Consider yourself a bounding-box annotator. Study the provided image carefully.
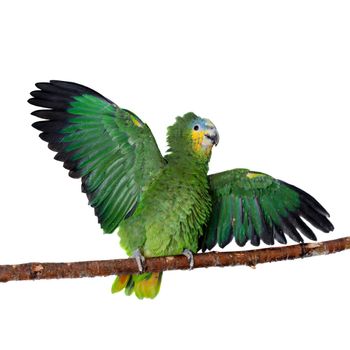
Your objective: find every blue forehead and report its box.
[191,117,206,128]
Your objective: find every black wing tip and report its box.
[35,82,50,89]
[30,80,117,108]
[31,110,42,117]
[30,90,41,98]
[262,239,275,246]
[29,80,118,121]
[218,241,229,249]
[278,179,335,233]
[50,79,72,84]
[299,203,335,233]
[254,198,275,246]
[28,97,40,106]
[272,225,288,244]
[279,180,331,217]
[69,169,82,179]
[218,232,234,249]
[32,121,44,131]
[202,242,215,252]
[235,240,248,248]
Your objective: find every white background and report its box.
[0,1,349,349]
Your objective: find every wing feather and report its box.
[29,80,165,233]
[202,168,334,250]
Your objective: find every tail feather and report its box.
[111,275,130,293]
[112,272,163,299]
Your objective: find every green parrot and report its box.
[29,81,334,299]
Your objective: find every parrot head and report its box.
[167,112,219,159]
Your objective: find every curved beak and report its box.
[205,131,220,146]
[204,119,220,146]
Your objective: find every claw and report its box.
[182,249,195,270]
[132,249,146,273]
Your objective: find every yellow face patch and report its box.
[191,130,205,153]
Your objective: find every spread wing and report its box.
[201,168,334,250]
[29,80,165,233]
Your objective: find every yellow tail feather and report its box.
[111,275,130,293]
[112,272,163,299]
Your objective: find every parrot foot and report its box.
[182,249,195,270]
[132,249,146,273]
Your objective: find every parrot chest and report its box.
[118,165,212,257]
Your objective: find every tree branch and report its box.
[0,237,349,283]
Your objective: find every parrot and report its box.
[29,80,334,299]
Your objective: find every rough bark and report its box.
[0,237,349,283]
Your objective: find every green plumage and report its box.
[118,139,212,257]
[202,169,333,249]
[29,80,335,299]
[30,82,164,234]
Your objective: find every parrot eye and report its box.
[193,125,200,131]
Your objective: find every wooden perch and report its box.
[0,237,349,283]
